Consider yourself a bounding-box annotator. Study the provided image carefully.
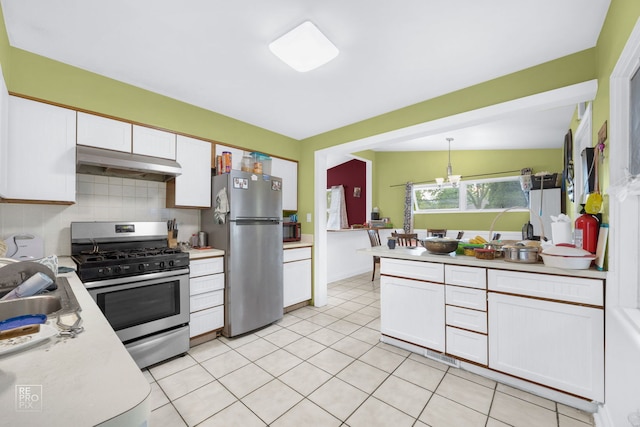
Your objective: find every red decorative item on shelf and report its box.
[575,213,599,253]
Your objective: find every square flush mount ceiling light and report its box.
[269,21,339,72]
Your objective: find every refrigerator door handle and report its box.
[234,217,281,223]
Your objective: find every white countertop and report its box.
[359,246,608,279]
[187,248,225,259]
[284,241,313,249]
[188,244,311,255]
[0,257,150,427]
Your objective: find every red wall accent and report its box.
[327,159,366,226]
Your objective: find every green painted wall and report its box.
[2,2,640,235]
[0,8,299,161]
[374,149,562,231]
[590,0,640,224]
[298,50,597,234]
[297,1,640,235]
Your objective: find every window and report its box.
[413,176,528,213]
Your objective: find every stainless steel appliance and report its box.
[283,222,301,242]
[70,221,190,369]
[201,170,283,337]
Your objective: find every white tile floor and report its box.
[144,273,596,427]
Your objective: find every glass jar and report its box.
[241,154,253,172]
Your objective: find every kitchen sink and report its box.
[0,277,80,321]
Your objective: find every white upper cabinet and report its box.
[77,111,131,152]
[271,157,298,211]
[168,135,211,208]
[3,96,76,202]
[132,125,176,160]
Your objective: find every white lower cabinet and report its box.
[283,247,312,308]
[379,258,606,402]
[488,292,604,401]
[444,265,488,365]
[189,256,224,338]
[190,306,224,337]
[380,269,445,351]
[446,326,487,365]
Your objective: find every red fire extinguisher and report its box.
[575,213,599,253]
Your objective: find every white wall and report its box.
[0,174,200,256]
[326,230,371,282]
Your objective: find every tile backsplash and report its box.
[0,174,201,257]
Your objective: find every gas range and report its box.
[70,221,190,282]
[72,247,189,282]
[70,221,192,369]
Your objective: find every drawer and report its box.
[446,285,486,311]
[488,269,604,306]
[445,265,486,289]
[190,273,224,296]
[190,257,224,278]
[283,247,311,263]
[381,258,444,283]
[446,305,487,333]
[446,326,487,365]
[190,289,224,312]
[190,305,224,337]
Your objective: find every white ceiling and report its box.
[0,1,610,149]
[374,104,577,152]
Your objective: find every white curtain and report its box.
[327,185,348,230]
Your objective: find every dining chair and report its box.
[392,232,419,247]
[366,229,381,283]
[427,228,448,238]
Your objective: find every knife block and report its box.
[168,231,178,248]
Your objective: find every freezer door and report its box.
[225,219,283,337]
[228,170,282,220]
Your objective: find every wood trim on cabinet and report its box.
[0,197,74,205]
[487,290,604,309]
[213,142,299,164]
[8,92,297,164]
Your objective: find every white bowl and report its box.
[542,245,591,257]
[540,253,595,270]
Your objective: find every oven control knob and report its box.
[159,261,165,268]
[101,267,111,276]
[169,260,175,267]
[138,264,145,272]
[114,266,122,274]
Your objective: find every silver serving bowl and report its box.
[420,238,459,254]
[502,244,540,263]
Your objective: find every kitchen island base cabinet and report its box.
[488,292,604,402]
[446,326,487,365]
[380,275,445,352]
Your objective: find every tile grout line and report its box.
[148,273,594,426]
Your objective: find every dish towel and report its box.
[214,187,230,224]
[327,185,348,230]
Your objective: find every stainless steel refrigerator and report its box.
[201,170,283,337]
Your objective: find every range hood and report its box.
[76,145,182,182]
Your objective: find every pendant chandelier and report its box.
[435,138,461,188]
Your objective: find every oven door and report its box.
[86,269,190,343]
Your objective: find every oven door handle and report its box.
[83,268,190,288]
